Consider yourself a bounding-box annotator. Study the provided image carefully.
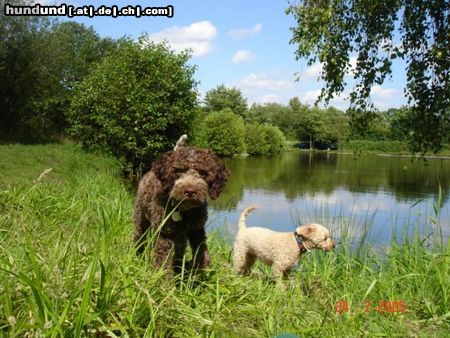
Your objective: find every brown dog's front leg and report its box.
[172,234,188,274]
[153,236,174,269]
[188,229,211,269]
[133,204,150,255]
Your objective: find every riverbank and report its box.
[341,140,450,156]
[288,139,450,158]
[0,144,448,336]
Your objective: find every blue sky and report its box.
[52,0,408,110]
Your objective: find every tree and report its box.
[296,107,327,148]
[325,107,350,143]
[348,108,389,140]
[202,109,245,156]
[43,21,117,135]
[0,2,116,142]
[0,1,55,141]
[248,102,298,138]
[69,40,198,172]
[295,106,349,148]
[287,0,449,153]
[203,85,248,117]
[49,21,117,89]
[387,107,414,141]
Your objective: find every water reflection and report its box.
[209,151,450,243]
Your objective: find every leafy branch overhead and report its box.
[287,0,449,153]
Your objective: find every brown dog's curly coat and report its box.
[133,146,229,273]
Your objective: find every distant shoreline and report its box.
[294,148,450,160]
[376,153,450,160]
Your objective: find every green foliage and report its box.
[247,102,297,139]
[0,1,55,141]
[69,40,198,172]
[202,109,245,156]
[348,108,390,141]
[49,21,117,90]
[245,124,287,155]
[296,106,349,147]
[287,0,450,153]
[245,124,267,155]
[203,85,248,118]
[0,3,115,142]
[342,140,411,153]
[262,124,287,154]
[385,107,413,142]
[248,98,350,147]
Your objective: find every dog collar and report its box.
[294,232,308,253]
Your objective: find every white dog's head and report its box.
[295,223,335,251]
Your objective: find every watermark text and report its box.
[4,3,174,18]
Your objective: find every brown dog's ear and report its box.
[151,151,175,189]
[209,163,230,200]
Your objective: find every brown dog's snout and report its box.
[184,188,197,198]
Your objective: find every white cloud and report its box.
[370,85,404,109]
[232,50,253,64]
[145,21,217,57]
[347,56,358,76]
[302,57,357,80]
[301,90,350,110]
[228,23,262,39]
[236,73,293,91]
[254,94,282,104]
[370,85,399,99]
[302,90,322,104]
[302,63,323,79]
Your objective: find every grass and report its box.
[0,144,449,337]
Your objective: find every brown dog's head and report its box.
[295,223,335,251]
[152,147,229,208]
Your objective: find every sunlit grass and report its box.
[0,144,448,337]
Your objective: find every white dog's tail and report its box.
[174,134,188,151]
[239,206,257,230]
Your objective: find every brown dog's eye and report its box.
[173,167,185,174]
[198,170,209,178]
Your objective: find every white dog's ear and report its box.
[297,225,314,238]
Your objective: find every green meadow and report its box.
[0,144,448,337]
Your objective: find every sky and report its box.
[39,0,408,110]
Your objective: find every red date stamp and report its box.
[336,300,407,314]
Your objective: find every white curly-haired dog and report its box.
[233,206,335,278]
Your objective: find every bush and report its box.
[202,109,245,156]
[263,124,287,154]
[69,40,198,172]
[245,124,267,155]
[341,140,410,153]
[245,124,286,155]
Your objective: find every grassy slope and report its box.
[0,144,448,337]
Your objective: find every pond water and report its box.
[209,151,450,245]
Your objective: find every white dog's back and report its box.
[235,208,298,266]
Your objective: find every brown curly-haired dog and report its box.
[133,146,229,274]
